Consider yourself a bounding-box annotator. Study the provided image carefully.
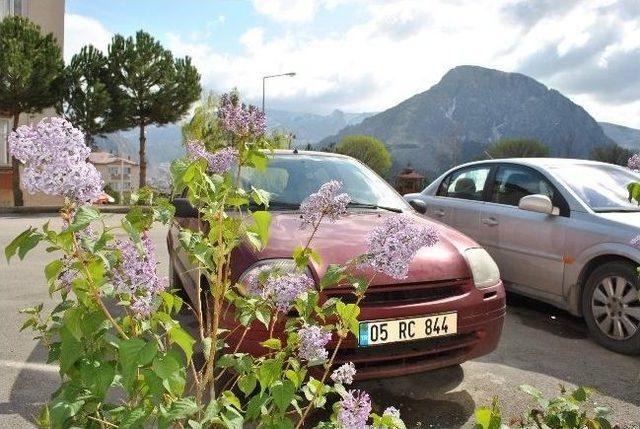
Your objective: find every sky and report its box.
[65,0,640,128]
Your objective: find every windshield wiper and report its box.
[347,201,403,213]
[249,201,299,210]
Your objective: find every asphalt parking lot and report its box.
[0,214,638,428]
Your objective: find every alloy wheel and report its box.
[591,275,640,340]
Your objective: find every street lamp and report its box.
[262,72,296,112]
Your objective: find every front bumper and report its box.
[223,279,506,380]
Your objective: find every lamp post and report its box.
[262,72,296,112]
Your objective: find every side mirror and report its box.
[406,198,427,214]
[172,197,198,218]
[518,194,558,215]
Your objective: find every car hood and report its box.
[594,212,640,229]
[248,210,476,286]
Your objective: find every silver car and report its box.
[404,158,640,354]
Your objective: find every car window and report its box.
[437,166,490,201]
[491,165,555,206]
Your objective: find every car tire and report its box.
[582,261,640,354]
[169,261,187,300]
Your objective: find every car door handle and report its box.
[481,217,499,226]
[432,209,446,217]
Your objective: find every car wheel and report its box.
[582,261,640,354]
[169,261,187,299]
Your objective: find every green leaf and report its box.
[271,380,295,413]
[238,374,257,396]
[260,338,281,350]
[248,151,269,172]
[336,301,360,336]
[118,338,158,391]
[572,386,589,402]
[320,264,346,290]
[63,307,84,341]
[152,351,186,396]
[168,325,195,362]
[5,228,42,262]
[44,259,64,283]
[68,205,101,231]
[59,326,82,374]
[256,358,283,392]
[247,211,271,250]
[251,186,271,207]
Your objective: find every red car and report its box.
[168,150,505,379]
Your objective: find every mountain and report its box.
[599,122,640,151]
[94,110,373,180]
[266,109,375,145]
[319,65,614,177]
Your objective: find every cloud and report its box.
[64,14,113,63]
[72,0,640,128]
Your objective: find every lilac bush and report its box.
[112,233,167,317]
[217,92,266,138]
[628,153,640,171]
[298,323,332,362]
[186,139,237,174]
[299,180,351,229]
[8,117,103,203]
[362,214,440,279]
[331,361,356,385]
[8,102,428,428]
[263,272,314,312]
[338,389,372,429]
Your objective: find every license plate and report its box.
[358,312,457,346]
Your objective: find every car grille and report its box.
[323,278,470,307]
[334,332,478,370]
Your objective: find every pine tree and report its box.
[62,45,113,147]
[107,31,201,187]
[0,15,64,206]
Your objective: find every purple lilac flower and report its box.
[331,362,356,385]
[337,389,372,429]
[631,235,640,249]
[59,268,76,292]
[383,406,401,419]
[299,180,351,229]
[362,214,439,279]
[629,154,640,171]
[185,140,237,174]
[217,93,266,138]
[112,233,167,317]
[298,324,331,362]
[8,117,104,203]
[263,273,314,312]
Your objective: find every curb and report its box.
[0,205,134,215]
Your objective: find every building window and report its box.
[0,118,9,165]
[1,0,27,17]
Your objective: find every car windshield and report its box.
[238,154,409,211]
[550,163,640,212]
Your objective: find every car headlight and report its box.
[463,248,500,289]
[237,259,313,296]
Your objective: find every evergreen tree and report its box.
[62,45,113,147]
[485,139,549,159]
[0,15,64,206]
[107,31,201,187]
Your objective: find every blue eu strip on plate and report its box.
[359,322,369,346]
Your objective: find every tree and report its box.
[62,45,115,147]
[182,92,223,149]
[107,31,201,187]
[0,15,64,206]
[335,135,392,175]
[485,139,549,159]
[590,144,633,166]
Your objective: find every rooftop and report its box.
[88,152,138,166]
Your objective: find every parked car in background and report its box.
[168,150,506,379]
[404,158,640,354]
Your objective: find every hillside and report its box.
[319,65,613,176]
[599,122,640,151]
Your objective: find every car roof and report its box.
[269,149,351,160]
[451,157,617,170]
